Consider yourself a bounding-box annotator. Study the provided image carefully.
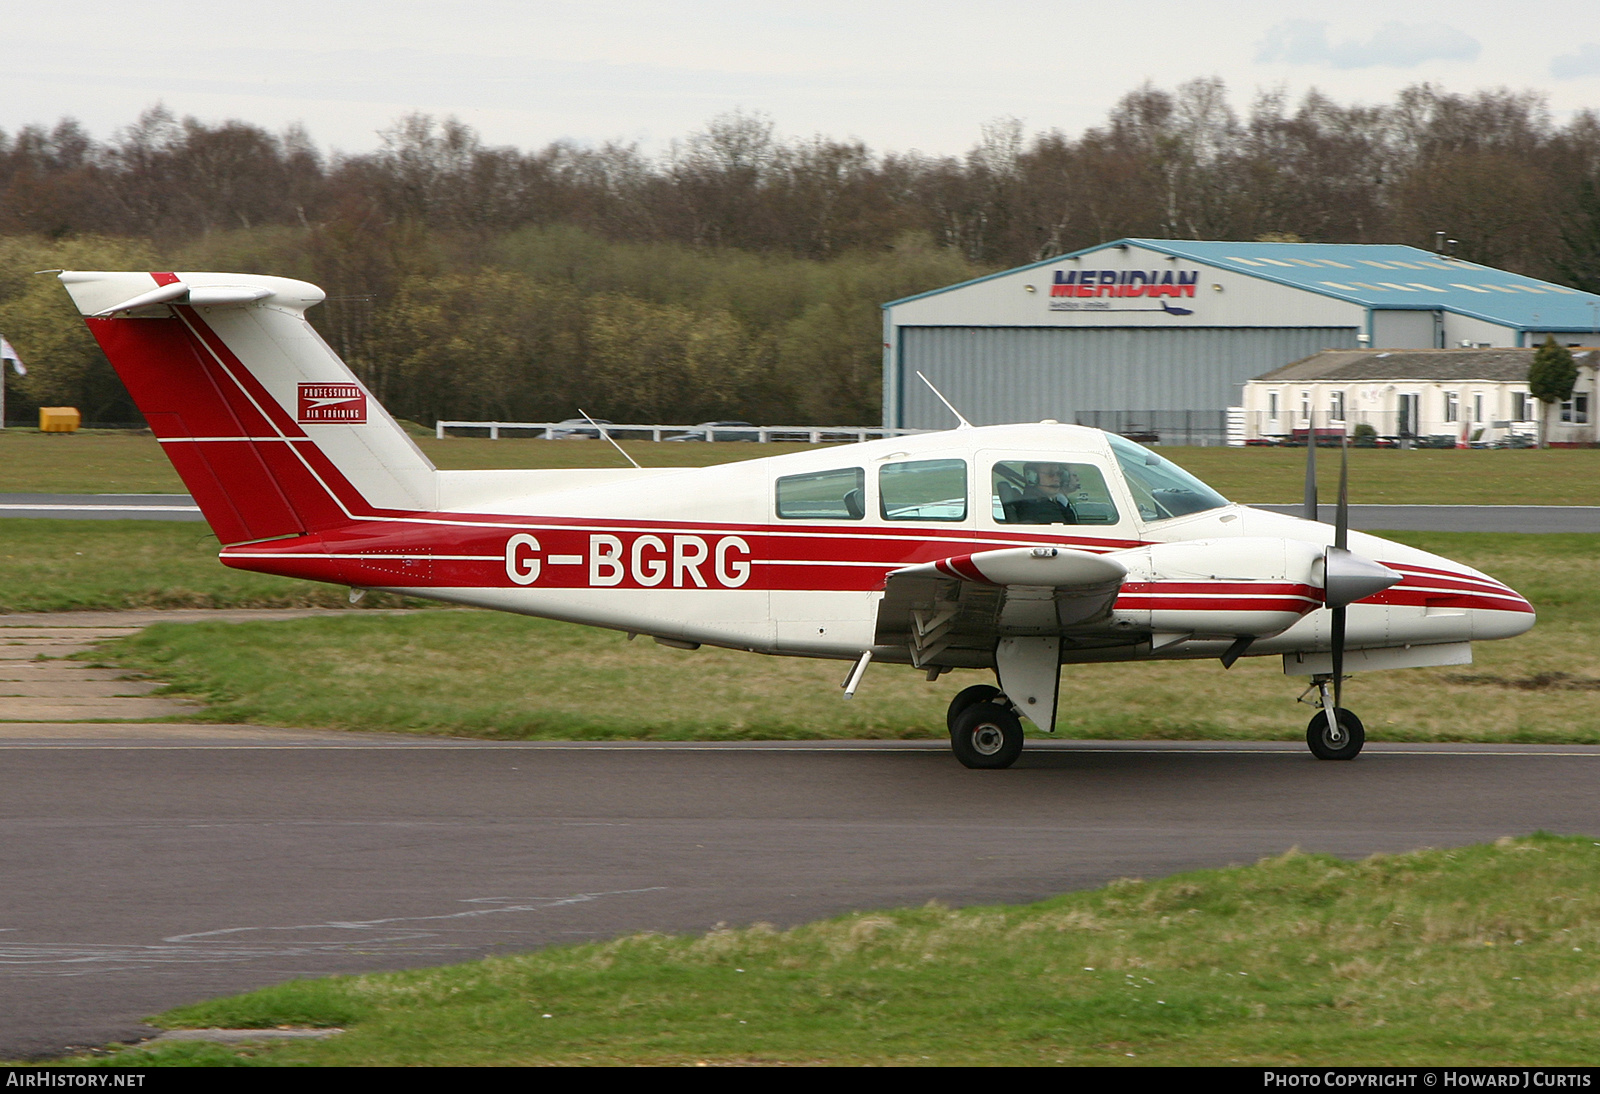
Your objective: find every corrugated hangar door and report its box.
[894,326,1359,429]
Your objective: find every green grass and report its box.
[0,429,822,493]
[90,609,948,738]
[5,428,1600,502]
[0,430,190,493]
[87,532,1600,744]
[58,835,1600,1066]
[1170,445,1600,506]
[0,521,423,612]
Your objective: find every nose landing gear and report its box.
[1302,674,1365,760]
[1306,706,1365,761]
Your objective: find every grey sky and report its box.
[3,0,1596,156]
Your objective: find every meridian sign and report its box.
[1048,268,1199,315]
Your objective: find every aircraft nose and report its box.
[1472,576,1536,640]
[1390,546,1535,642]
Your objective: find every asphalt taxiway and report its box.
[2,725,1597,1059]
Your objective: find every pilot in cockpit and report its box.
[1013,461,1079,523]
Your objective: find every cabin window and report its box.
[879,459,967,522]
[776,467,865,520]
[1107,434,1228,521]
[991,461,1119,525]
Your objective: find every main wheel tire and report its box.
[951,702,1024,769]
[946,684,1002,732]
[1306,707,1365,761]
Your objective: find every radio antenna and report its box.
[915,371,973,429]
[579,409,642,469]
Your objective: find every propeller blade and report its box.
[1303,414,1318,522]
[1335,427,1350,551]
[1331,605,1345,709]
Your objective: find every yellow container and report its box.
[39,407,81,433]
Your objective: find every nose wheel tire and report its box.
[951,702,1024,769]
[1306,707,1365,761]
[946,684,1002,732]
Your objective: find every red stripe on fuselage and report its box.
[219,516,1533,615]
[1120,597,1318,614]
[1378,565,1532,613]
[1120,581,1317,597]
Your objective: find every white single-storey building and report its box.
[1242,348,1598,446]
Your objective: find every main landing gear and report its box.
[1303,674,1365,761]
[946,685,1024,770]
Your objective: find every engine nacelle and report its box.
[1108,538,1325,639]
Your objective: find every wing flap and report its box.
[874,547,1128,668]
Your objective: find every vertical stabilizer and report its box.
[60,272,436,544]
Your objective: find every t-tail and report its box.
[59,271,436,546]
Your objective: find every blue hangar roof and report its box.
[889,239,1600,333]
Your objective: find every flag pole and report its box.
[0,336,27,431]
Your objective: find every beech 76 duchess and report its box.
[60,270,1535,768]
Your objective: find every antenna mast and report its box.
[579,409,642,469]
[915,371,973,429]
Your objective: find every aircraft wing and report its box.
[874,546,1128,670]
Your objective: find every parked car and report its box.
[544,418,614,439]
[665,421,760,442]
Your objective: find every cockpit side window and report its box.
[1107,434,1229,521]
[879,459,967,521]
[991,461,1119,525]
[776,467,866,520]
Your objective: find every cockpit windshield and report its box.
[1106,434,1229,521]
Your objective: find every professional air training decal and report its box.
[1049,268,1197,315]
[298,382,368,423]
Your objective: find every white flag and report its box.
[0,336,24,376]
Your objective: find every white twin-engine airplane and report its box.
[61,271,1535,768]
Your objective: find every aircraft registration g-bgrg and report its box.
[60,271,1536,768]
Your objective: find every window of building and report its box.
[1443,391,1459,423]
[991,461,1119,526]
[1398,393,1419,437]
[1268,391,1279,421]
[1329,391,1345,421]
[1513,392,1532,422]
[776,467,865,520]
[1300,391,1311,423]
[879,459,967,521]
[1561,393,1590,425]
[1473,393,1483,424]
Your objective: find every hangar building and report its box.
[881,239,1600,442]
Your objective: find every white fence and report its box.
[434,421,933,443]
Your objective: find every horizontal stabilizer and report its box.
[59,271,435,545]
